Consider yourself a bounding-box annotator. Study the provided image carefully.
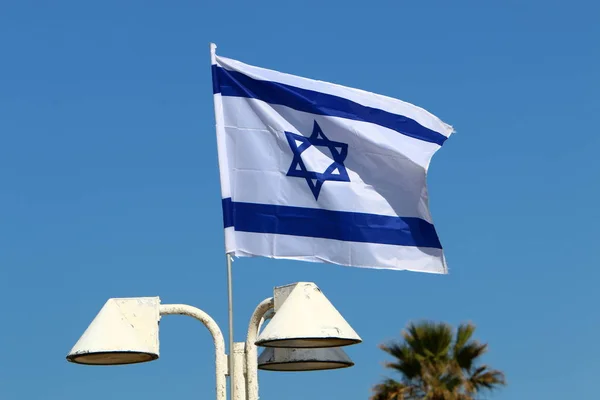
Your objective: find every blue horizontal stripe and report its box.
[221,198,442,249]
[212,66,447,146]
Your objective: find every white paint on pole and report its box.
[232,342,247,400]
[159,304,227,400]
[245,298,274,400]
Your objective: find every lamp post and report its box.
[66,282,361,400]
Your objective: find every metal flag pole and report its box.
[211,42,236,400]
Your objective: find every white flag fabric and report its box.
[210,45,454,273]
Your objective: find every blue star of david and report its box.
[284,121,350,200]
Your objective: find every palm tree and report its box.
[371,321,506,400]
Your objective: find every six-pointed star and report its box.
[284,121,350,200]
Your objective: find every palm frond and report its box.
[454,323,476,352]
[468,365,506,390]
[454,341,487,372]
[370,379,412,400]
[381,342,422,380]
[405,321,453,359]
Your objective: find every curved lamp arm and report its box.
[160,304,227,400]
[258,309,275,332]
[245,298,274,400]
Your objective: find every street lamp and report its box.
[257,347,354,372]
[254,282,361,348]
[66,282,361,400]
[67,297,227,399]
[66,297,161,366]
[252,307,355,372]
[252,309,354,372]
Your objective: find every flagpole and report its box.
[211,42,236,400]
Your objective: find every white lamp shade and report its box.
[255,282,361,348]
[258,347,354,371]
[66,297,161,365]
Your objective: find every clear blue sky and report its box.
[1,1,599,399]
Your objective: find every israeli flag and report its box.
[210,44,454,273]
